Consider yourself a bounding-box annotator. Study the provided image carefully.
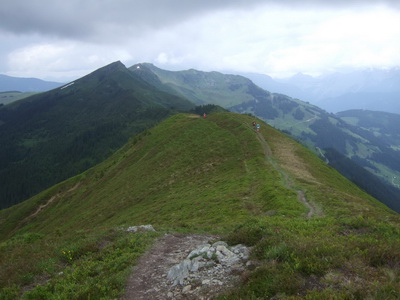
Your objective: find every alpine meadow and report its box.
[1,62,400,299]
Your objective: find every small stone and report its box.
[208,248,218,258]
[202,279,211,285]
[216,250,224,260]
[212,241,228,248]
[213,279,223,286]
[167,292,173,298]
[216,245,226,252]
[182,285,192,293]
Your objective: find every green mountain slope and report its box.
[232,98,400,212]
[130,64,400,211]
[0,91,38,105]
[1,112,399,299]
[0,61,194,209]
[338,109,400,178]
[130,63,256,107]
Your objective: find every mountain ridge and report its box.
[1,61,399,214]
[1,112,400,299]
[130,63,257,107]
[131,63,400,212]
[0,74,63,93]
[242,67,400,113]
[0,61,194,208]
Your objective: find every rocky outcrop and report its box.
[124,233,253,300]
[167,241,250,286]
[166,240,251,299]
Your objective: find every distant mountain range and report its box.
[241,68,400,114]
[1,61,399,212]
[0,74,64,93]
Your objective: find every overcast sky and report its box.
[1,0,399,82]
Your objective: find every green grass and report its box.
[1,229,158,300]
[1,112,400,299]
[0,91,38,105]
[132,64,254,107]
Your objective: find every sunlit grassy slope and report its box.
[1,112,400,299]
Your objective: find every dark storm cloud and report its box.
[1,0,399,81]
[1,0,398,41]
[0,0,265,40]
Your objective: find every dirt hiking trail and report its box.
[255,128,319,218]
[124,233,250,300]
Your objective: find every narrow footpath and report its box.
[255,129,317,218]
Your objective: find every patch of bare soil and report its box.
[9,182,81,236]
[297,190,315,218]
[124,233,249,300]
[256,131,321,218]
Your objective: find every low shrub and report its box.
[225,219,267,246]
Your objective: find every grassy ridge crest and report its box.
[1,112,400,299]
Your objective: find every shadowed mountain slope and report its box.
[1,112,399,299]
[0,61,194,208]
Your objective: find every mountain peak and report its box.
[96,60,126,72]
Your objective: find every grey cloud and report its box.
[2,0,398,41]
[0,0,265,40]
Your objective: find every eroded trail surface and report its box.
[124,233,250,300]
[256,131,318,218]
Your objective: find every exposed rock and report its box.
[166,239,251,298]
[182,285,192,294]
[124,234,253,300]
[126,224,156,233]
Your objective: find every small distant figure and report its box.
[252,121,256,127]
[256,123,261,132]
[203,113,207,118]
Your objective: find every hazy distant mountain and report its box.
[242,68,400,114]
[0,74,63,92]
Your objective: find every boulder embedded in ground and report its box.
[166,240,251,291]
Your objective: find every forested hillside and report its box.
[0,61,194,208]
